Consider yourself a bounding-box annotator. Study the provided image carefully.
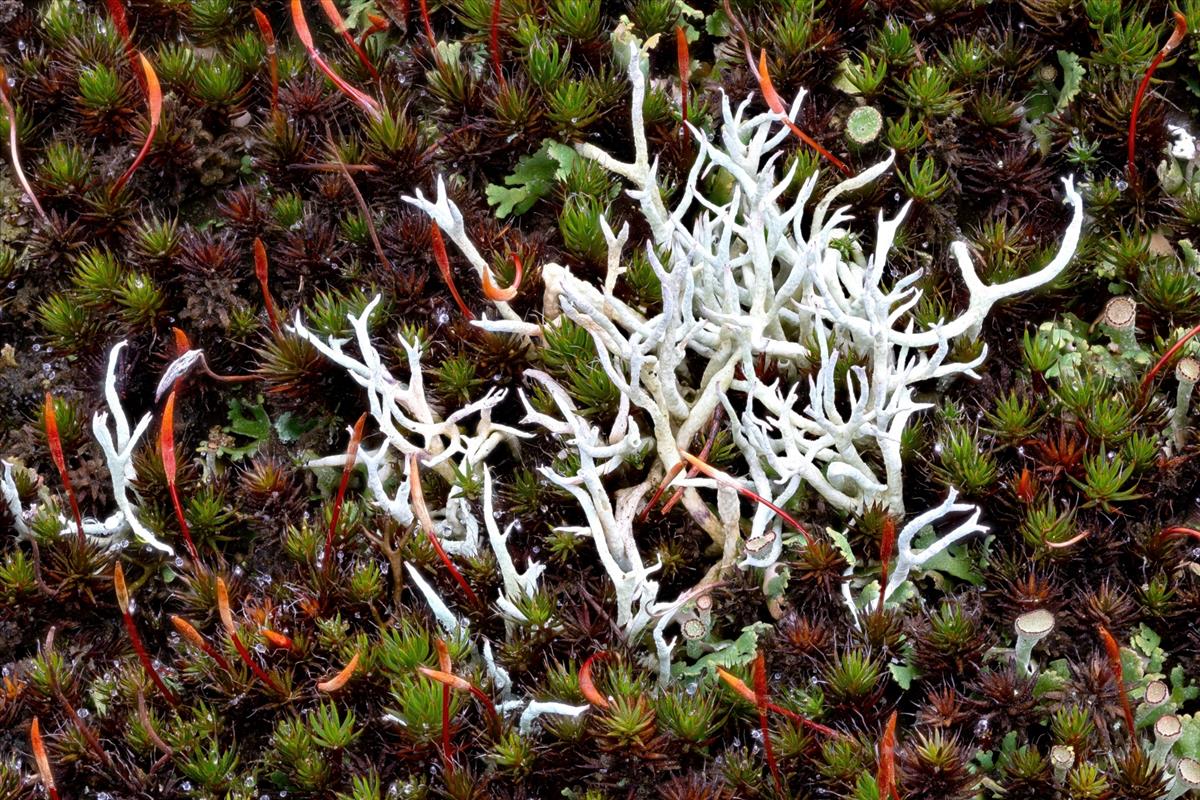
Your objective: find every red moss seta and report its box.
[1161,525,1200,542]
[103,0,145,95]
[756,50,853,177]
[1098,624,1136,741]
[430,223,475,320]
[489,0,506,88]
[579,651,611,709]
[291,0,382,120]
[877,711,899,800]
[30,718,60,800]
[753,653,784,797]
[230,628,288,695]
[877,516,896,614]
[44,393,84,545]
[426,522,482,609]
[661,408,724,514]
[408,455,483,609]
[160,391,200,562]
[112,52,161,194]
[718,665,843,738]
[216,577,287,695]
[114,563,181,706]
[170,614,232,671]
[681,451,816,548]
[482,252,523,301]
[1128,12,1188,187]
[1139,318,1200,404]
[637,459,686,523]
[323,413,368,577]
[435,638,454,768]
[417,0,438,63]
[359,14,390,49]
[252,8,279,114]
[0,68,47,223]
[253,238,281,335]
[676,26,690,144]
[333,156,393,273]
[418,667,500,725]
[317,0,380,81]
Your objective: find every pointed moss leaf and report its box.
[854,774,882,800]
[342,0,377,30]
[833,57,861,95]
[1055,51,1084,111]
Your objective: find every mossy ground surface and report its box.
[1,1,1200,798]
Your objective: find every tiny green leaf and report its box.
[486,141,570,218]
[826,527,857,567]
[1055,51,1084,111]
[889,661,915,690]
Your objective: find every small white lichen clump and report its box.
[4,341,172,554]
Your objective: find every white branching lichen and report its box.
[2,342,171,552]
[446,34,1081,617]
[92,342,172,553]
[1,459,31,539]
[291,296,528,556]
[310,35,1085,682]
